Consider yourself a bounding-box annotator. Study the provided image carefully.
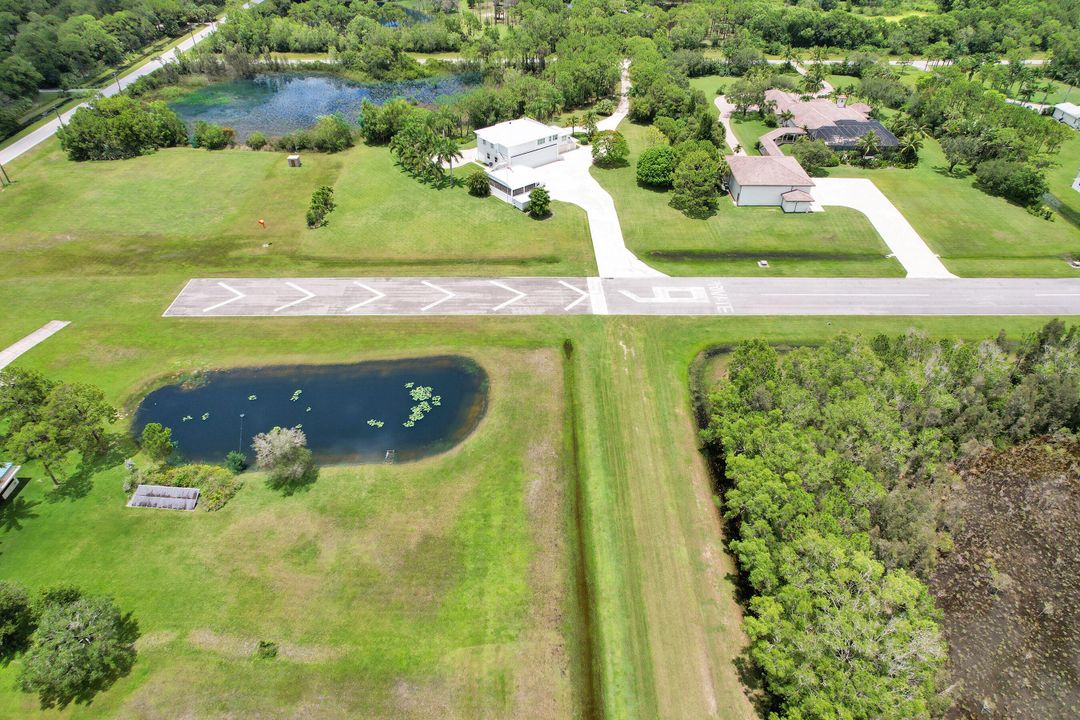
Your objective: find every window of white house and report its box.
[537,139,544,145]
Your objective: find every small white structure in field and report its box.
[287,154,302,167]
[725,155,815,212]
[474,117,575,209]
[1052,102,1080,130]
[128,484,200,511]
[0,462,21,502]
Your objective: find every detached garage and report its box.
[726,155,815,213]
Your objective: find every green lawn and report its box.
[825,136,1080,276]
[729,113,772,155]
[1,96,1079,720]
[689,74,738,100]
[0,265,1061,718]
[1046,131,1080,226]
[1007,78,1078,106]
[591,122,904,277]
[0,334,585,717]
[1,140,596,278]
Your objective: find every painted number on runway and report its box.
[709,284,733,313]
[618,286,709,303]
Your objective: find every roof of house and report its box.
[485,163,542,191]
[726,155,814,188]
[808,119,899,147]
[475,117,560,147]
[1055,102,1080,116]
[0,463,17,483]
[781,189,814,202]
[766,89,876,130]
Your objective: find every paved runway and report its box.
[164,277,1080,317]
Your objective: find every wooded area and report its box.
[701,322,1080,718]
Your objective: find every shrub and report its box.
[253,640,278,659]
[466,168,490,197]
[246,131,267,150]
[591,129,629,167]
[58,95,187,161]
[224,451,248,474]
[274,129,313,152]
[791,137,837,175]
[140,423,174,464]
[0,581,33,660]
[594,98,616,115]
[306,185,336,228]
[526,186,551,218]
[153,463,243,511]
[310,114,353,153]
[253,426,318,493]
[193,121,235,150]
[636,144,678,187]
[670,150,720,218]
[975,160,1048,207]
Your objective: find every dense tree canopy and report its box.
[58,95,187,160]
[701,322,1080,719]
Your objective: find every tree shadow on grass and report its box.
[931,164,971,179]
[266,466,319,497]
[46,435,129,504]
[734,648,770,717]
[0,496,40,533]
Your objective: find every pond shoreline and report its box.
[166,69,479,140]
[132,356,489,465]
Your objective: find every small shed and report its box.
[287,154,302,167]
[0,463,21,502]
[1052,103,1080,130]
[781,189,815,213]
[128,484,200,511]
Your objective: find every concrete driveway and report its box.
[812,178,955,279]
[713,96,745,155]
[532,147,665,278]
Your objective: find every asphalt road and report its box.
[164,277,1080,317]
[0,1,265,166]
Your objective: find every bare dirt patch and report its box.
[933,437,1080,719]
[188,628,343,663]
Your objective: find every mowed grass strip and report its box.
[591,122,903,277]
[0,140,596,277]
[824,135,1080,276]
[0,344,582,719]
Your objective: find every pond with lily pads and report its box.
[169,71,478,140]
[132,357,487,464]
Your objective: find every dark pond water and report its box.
[132,357,487,465]
[169,72,477,139]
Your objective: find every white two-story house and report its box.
[475,118,574,209]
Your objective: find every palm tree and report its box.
[584,110,598,140]
[568,113,581,135]
[899,133,923,163]
[433,134,463,184]
[779,110,794,126]
[855,131,881,163]
[782,45,800,71]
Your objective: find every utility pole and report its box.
[0,163,11,186]
[114,71,121,92]
[53,107,66,129]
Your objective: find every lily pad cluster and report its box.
[402,383,441,428]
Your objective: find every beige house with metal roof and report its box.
[725,155,815,212]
